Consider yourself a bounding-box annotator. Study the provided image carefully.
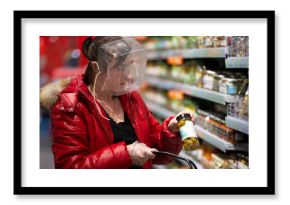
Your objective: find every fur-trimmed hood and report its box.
[40,78,73,110]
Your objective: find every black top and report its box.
[107,112,142,169]
[109,113,138,145]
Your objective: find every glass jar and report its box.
[226,78,238,95]
[220,77,239,95]
[219,77,227,94]
[194,65,204,88]
[240,89,249,121]
[203,70,216,90]
[176,113,200,151]
[213,74,224,92]
[197,36,206,48]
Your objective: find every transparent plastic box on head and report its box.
[90,36,147,96]
[83,36,148,120]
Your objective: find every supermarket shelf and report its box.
[147,47,228,60]
[225,57,249,68]
[144,100,248,153]
[194,125,248,153]
[145,76,235,105]
[225,116,249,134]
[144,99,175,119]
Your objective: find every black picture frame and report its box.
[14,10,275,195]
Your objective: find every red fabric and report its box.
[50,75,183,169]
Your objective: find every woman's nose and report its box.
[125,74,135,83]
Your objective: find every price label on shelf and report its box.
[167,56,184,65]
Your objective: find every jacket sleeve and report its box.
[50,102,132,169]
[148,111,183,165]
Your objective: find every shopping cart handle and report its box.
[152,150,198,169]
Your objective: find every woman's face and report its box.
[93,51,147,95]
[107,69,135,93]
[97,56,146,95]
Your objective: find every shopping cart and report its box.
[153,150,198,169]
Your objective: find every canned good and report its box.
[176,113,200,151]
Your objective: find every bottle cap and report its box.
[176,113,191,122]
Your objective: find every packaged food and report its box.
[197,36,206,48]
[227,36,249,57]
[217,36,227,47]
[183,65,196,84]
[205,36,213,48]
[178,65,188,83]
[171,65,182,81]
[238,78,249,95]
[170,99,183,112]
[167,90,184,100]
[220,77,240,95]
[176,113,200,151]
[213,74,224,92]
[241,88,249,120]
[194,65,204,87]
[226,78,239,95]
[203,70,216,90]
[227,92,249,121]
[186,36,198,48]
[219,124,235,143]
[183,98,197,113]
[219,77,228,94]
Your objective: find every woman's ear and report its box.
[91,61,97,69]
[91,61,101,74]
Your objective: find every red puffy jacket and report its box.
[49,75,182,169]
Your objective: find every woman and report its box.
[40,36,193,169]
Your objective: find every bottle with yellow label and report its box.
[176,113,200,151]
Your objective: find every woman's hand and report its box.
[168,111,195,134]
[127,142,158,166]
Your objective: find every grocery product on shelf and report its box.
[142,87,198,114]
[220,77,240,95]
[170,65,184,82]
[143,36,228,50]
[167,90,198,113]
[182,64,196,84]
[195,109,247,144]
[195,36,227,49]
[186,36,198,48]
[142,36,249,169]
[227,89,249,121]
[146,61,169,78]
[170,63,201,85]
[194,65,204,87]
[146,62,248,96]
[167,90,184,111]
[167,56,184,66]
[190,144,248,169]
[227,36,249,57]
[202,70,217,90]
[142,87,168,107]
[177,113,200,151]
